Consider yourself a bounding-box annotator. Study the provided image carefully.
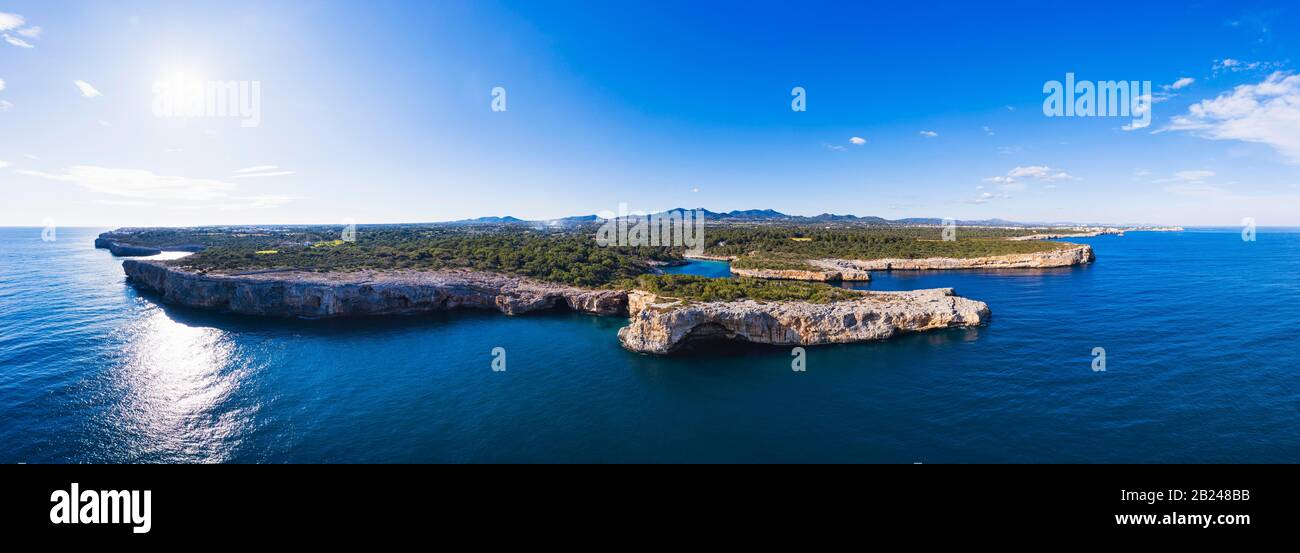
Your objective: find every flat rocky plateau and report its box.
[123,260,990,354]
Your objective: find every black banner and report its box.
[2,464,1289,541]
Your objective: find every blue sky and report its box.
[2,0,1298,226]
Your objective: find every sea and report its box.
[1,227,1297,463]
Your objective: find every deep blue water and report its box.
[2,227,1298,463]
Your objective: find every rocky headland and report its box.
[729,258,872,282]
[95,236,206,257]
[121,260,988,354]
[122,260,626,317]
[94,237,164,257]
[817,243,1094,271]
[617,288,990,354]
[722,244,1093,282]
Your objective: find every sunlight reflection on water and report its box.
[110,306,248,462]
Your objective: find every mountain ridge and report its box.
[444,208,1150,228]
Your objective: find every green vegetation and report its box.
[127,225,680,288]
[626,274,862,303]
[729,252,820,271]
[101,222,1086,292]
[702,226,1077,260]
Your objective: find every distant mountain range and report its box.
[444,208,1082,228]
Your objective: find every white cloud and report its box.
[73,80,101,97]
[1212,59,1281,74]
[1154,170,1215,183]
[0,160,8,169]
[1165,72,1300,162]
[3,33,33,48]
[233,171,296,179]
[233,165,279,173]
[16,26,39,38]
[849,136,866,145]
[22,153,39,160]
[998,180,1027,192]
[96,199,155,207]
[17,165,301,210]
[0,78,5,91]
[982,126,994,136]
[19,166,236,201]
[824,143,846,151]
[983,166,1075,193]
[965,191,1009,204]
[1007,166,1048,178]
[219,194,297,210]
[1169,77,1195,90]
[1163,182,1225,197]
[0,13,23,31]
[919,130,938,138]
[1175,170,1214,181]
[97,120,112,127]
[1006,165,1075,180]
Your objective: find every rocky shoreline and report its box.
[95,237,206,257]
[723,244,1093,281]
[120,260,988,354]
[617,288,989,354]
[94,237,165,257]
[729,258,872,282]
[121,260,626,317]
[817,243,1095,271]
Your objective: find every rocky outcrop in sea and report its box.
[722,245,1091,282]
[94,234,206,256]
[617,288,990,354]
[94,237,164,257]
[823,244,1094,271]
[729,259,872,282]
[122,260,991,354]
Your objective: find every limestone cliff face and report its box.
[122,261,992,354]
[95,237,163,257]
[729,259,872,282]
[683,254,736,262]
[729,267,840,281]
[721,245,1090,282]
[829,244,1094,271]
[617,288,990,354]
[122,260,627,317]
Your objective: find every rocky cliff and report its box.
[826,244,1094,271]
[123,260,993,354]
[122,260,627,317]
[95,234,207,256]
[729,259,872,282]
[618,288,990,354]
[95,237,164,257]
[729,267,840,281]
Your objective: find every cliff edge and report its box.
[122,260,627,317]
[617,288,990,354]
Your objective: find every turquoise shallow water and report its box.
[2,227,1298,463]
